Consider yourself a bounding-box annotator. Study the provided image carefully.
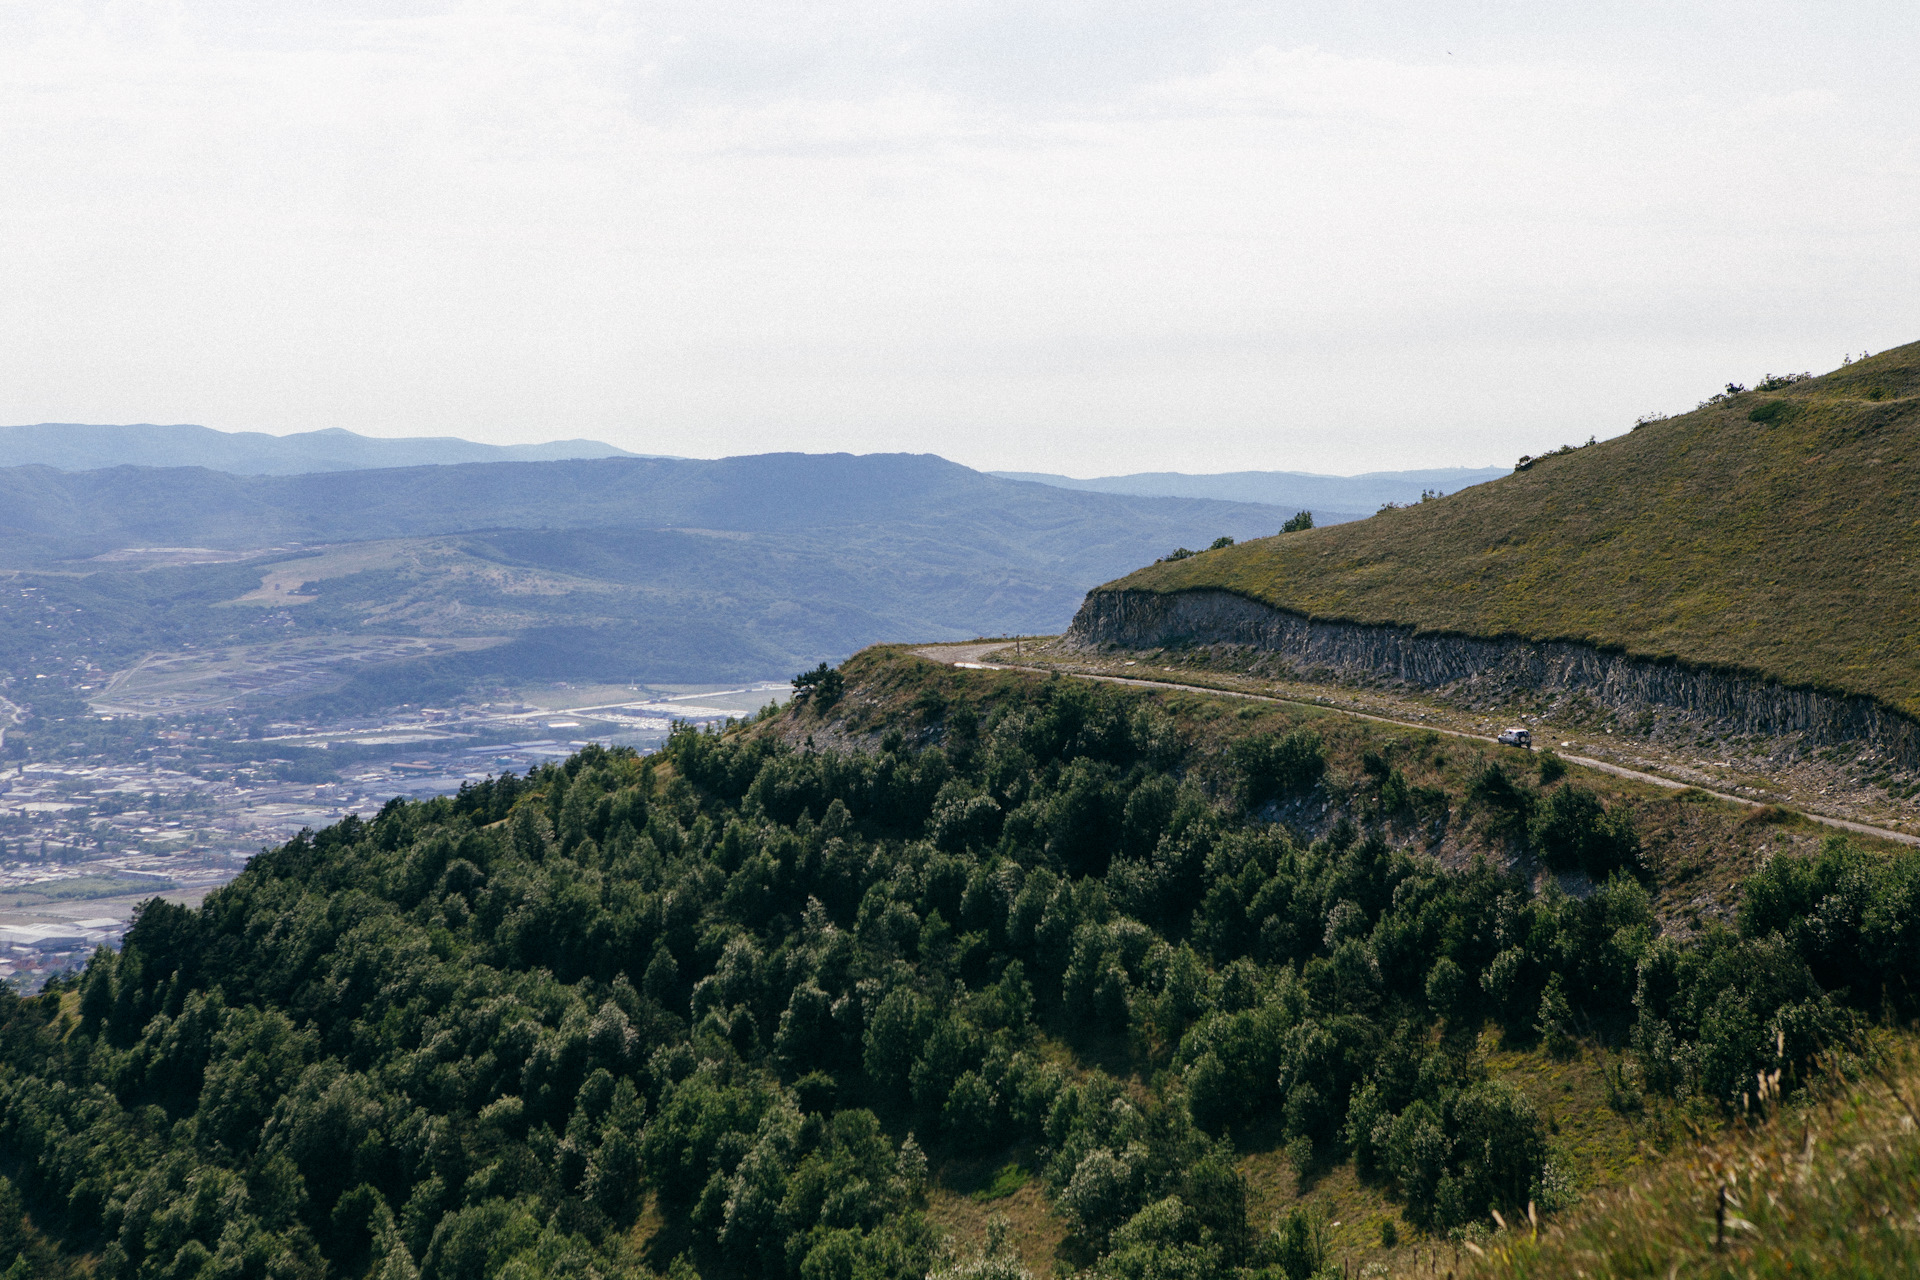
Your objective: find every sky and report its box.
[1,2,1915,476]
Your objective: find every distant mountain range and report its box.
[0,422,644,474]
[0,452,1302,692]
[0,430,1512,697]
[0,423,1502,518]
[0,453,1282,564]
[993,466,1506,517]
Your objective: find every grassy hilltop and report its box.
[1102,343,1920,713]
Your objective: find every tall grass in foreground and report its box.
[1463,1042,1920,1279]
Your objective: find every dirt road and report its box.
[910,643,1920,848]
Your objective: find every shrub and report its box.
[1536,749,1566,785]
[1262,1206,1327,1280]
[1281,511,1314,533]
[1385,1101,1449,1226]
[1481,947,1537,1028]
[1232,730,1326,806]
[792,661,845,708]
[1530,785,1641,878]
[1060,1148,1139,1247]
[944,1071,1001,1149]
[1535,973,1577,1057]
[1208,536,1236,550]
[930,784,1003,852]
[1284,1134,1314,1192]
[1098,1198,1220,1280]
[1447,1081,1548,1221]
[1467,763,1536,839]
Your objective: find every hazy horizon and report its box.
[0,420,1515,481]
[3,3,1915,475]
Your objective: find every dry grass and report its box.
[1226,1029,1719,1276]
[1458,1038,1920,1280]
[1105,343,1920,716]
[924,1178,1069,1277]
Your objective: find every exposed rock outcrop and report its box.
[1068,587,1920,766]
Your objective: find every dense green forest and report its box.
[2,654,1916,1279]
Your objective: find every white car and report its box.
[1497,727,1533,748]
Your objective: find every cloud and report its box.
[0,2,1915,474]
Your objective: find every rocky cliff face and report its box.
[1068,588,1920,766]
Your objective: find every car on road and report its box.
[1497,727,1533,748]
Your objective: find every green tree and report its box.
[1530,784,1641,877]
[793,661,846,708]
[1231,731,1326,806]
[1468,762,1537,841]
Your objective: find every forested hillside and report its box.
[2,651,1916,1278]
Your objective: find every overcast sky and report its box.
[1,2,1915,475]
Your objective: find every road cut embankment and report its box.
[1067,587,1920,770]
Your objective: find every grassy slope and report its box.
[1102,343,1920,714]
[1229,1029,1699,1269]
[1464,1037,1920,1279]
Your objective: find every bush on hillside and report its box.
[793,660,845,707]
[1383,1081,1547,1230]
[1281,511,1314,533]
[1231,729,1327,806]
[1738,835,1920,1017]
[1536,749,1567,784]
[1530,784,1642,878]
[1467,762,1537,839]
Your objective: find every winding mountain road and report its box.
[911,643,1920,848]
